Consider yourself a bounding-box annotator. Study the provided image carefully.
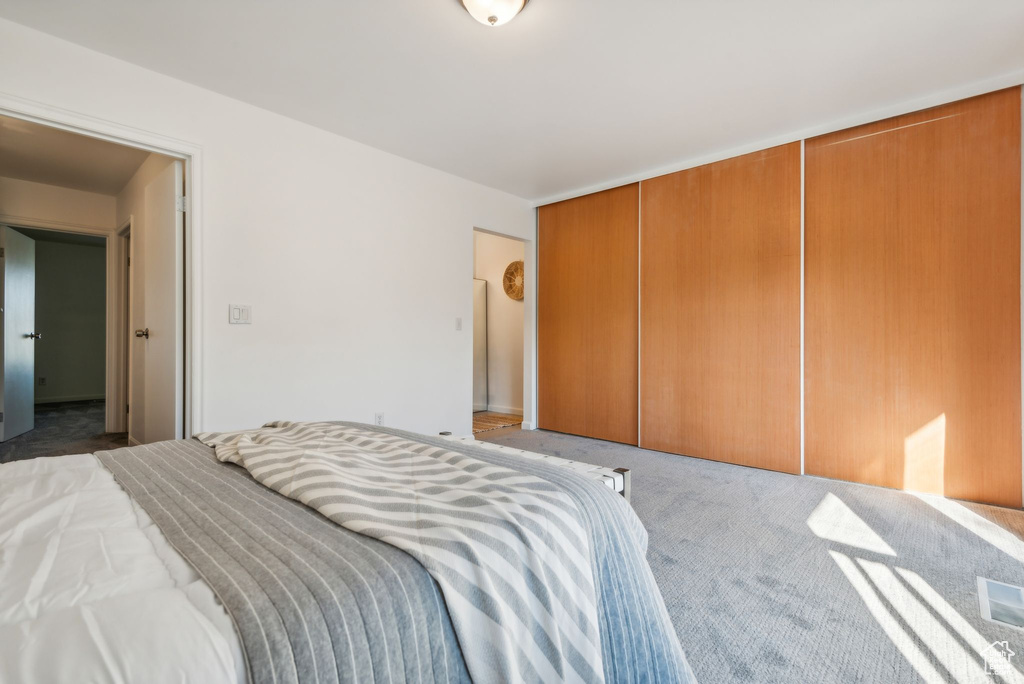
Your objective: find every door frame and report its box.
[472,277,488,413]
[117,217,133,439]
[0,92,204,438]
[0,221,124,433]
[471,227,534,429]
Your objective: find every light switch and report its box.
[229,304,252,324]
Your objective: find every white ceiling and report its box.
[0,1,1022,202]
[0,114,150,195]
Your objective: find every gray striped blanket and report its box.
[98,423,695,684]
[198,421,604,684]
[98,436,470,684]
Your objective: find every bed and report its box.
[0,421,694,683]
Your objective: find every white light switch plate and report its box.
[229,304,252,324]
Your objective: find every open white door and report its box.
[1,227,38,441]
[133,160,183,444]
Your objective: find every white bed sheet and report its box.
[0,453,245,684]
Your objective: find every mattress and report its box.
[0,453,245,684]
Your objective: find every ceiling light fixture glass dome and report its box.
[459,0,529,27]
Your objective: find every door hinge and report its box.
[175,196,188,212]
[0,248,5,258]
[127,256,131,267]
[0,412,4,422]
[126,404,129,414]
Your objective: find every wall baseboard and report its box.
[129,436,142,447]
[36,394,106,405]
[487,404,523,416]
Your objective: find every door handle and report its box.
[135,328,150,339]
[26,332,42,340]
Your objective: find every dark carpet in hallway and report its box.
[0,400,129,464]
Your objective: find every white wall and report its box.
[0,176,115,229]
[34,239,106,403]
[0,18,536,437]
[473,231,525,415]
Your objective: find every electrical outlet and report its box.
[455,317,463,331]
[374,413,384,426]
[38,377,46,386]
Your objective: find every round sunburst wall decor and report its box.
[503,260,525,301]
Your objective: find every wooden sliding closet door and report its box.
[806,88,1022,507]
[538,184,639,445]
[640,143,801,473]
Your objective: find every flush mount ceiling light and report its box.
[459,0,529,27]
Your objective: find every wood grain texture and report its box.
[640,143,802,473]
[805,87,1022,507]
[538,184,639,444]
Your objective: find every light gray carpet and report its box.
[481,429,1024,683]
[0,400,129,464]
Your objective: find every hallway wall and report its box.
[34,239,107,403]
[0,175,116,229]
[473,231,525,415]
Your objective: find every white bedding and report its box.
[0,454,245,684]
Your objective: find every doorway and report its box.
[0,226,127,460]
[0,111,188,460]
[472,229,526,436]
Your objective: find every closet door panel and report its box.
[805,87,1022,507]
[538,184,639,444]
[641,144,801,473]
[638,167,708,458]
[804,119,901,489]
[538,198,588,437]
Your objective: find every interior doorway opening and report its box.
[0,112,186,461]
[472,229,526,436]
[0,226,126,459]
